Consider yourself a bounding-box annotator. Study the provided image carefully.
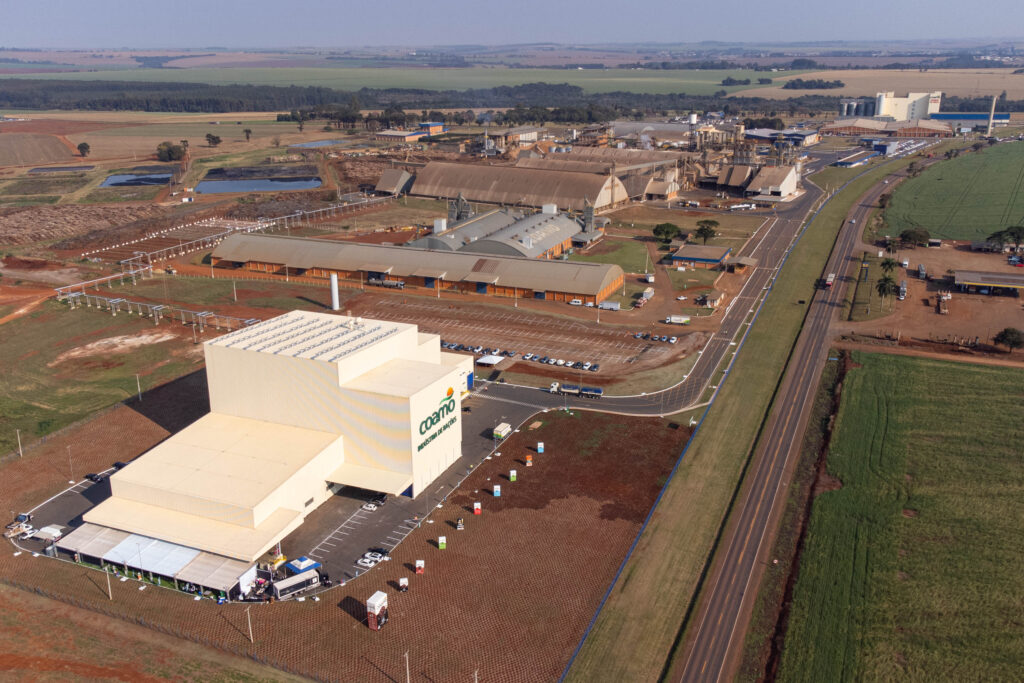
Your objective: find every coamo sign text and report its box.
[417,388,457,451]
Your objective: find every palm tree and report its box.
[695,219,719,245]
[876,275,899,310]
[243,128,252,142]
[880,257,898,276]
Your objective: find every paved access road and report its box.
[676,168,904,683]
[477,182,825,416]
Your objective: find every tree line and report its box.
[4,77,1024,119]
[782,78,846,90]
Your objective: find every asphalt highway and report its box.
[676,169,903,682]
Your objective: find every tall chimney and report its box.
[987,95,997,137]
[330,273,340,311]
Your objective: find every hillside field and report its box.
[885,142,1024,241]
[0,67,796,95]
[777,352,1024,682]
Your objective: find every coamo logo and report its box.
[419,387,456,435]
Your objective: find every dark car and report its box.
[589,364,600,372]
[539,356,550,364]
[112,461,129,470]
[85,473,105,483]
[372,493,387,506]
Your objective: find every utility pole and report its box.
[67,446,74,484]
[232,280,237,302]
[16,429,23,458]
[246,606,254,643]
[404,651,410,683]
[136,374,142,403]
[106,567,113,600]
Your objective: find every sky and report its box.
[1,0,1022,48]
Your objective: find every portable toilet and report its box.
[366,591,389,631]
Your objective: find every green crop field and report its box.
[0,67,798,95]
[777,352,1024,682]
[885,143,1024,241]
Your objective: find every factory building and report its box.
[839,92,942,121]
[516,147,692,198]
[745,166,799,198]
[211,233,625,304]
[744,128,820,147]
[821,118,952,137]
[82,311,474,565]
[375,130,428,143]
[407,204,604,259]
[410,161,628,212]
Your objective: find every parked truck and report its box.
[597,301,620,311]
[641,287,655,300]
[898,280,907,301]
[665,315,691,325]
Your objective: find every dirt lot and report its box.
[0,399,685,681]
[838,242,1024,345]
[0,584,297,682]
[0,133,73,167]
[0,202,173,246]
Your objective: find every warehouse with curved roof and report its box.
[410,161,628,211]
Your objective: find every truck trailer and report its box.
[665,315,691,325]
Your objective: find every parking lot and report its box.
[277,391,540,584]
[356,298,676,369]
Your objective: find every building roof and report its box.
[377,129,425,138]
[491,125,545,137]
[746,166,796,195]
[410,161,626,211]
[822,118,952,133]
[515,157,613,174]
[673,244,732,262]
[375,169,413,195]
[214,233,623,296]
[554,146,688,165]
[209,310,408,364]
[724,256,759,267]
[705,289,725,300]
[57,523,254,590]
[716,165,753,188]
[954,270,1024,289]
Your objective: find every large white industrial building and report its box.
[78,311,473,567]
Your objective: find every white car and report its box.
[582,362,592,370]
[363,551,385,562]
[676,295,687,301]
[669,337,678,344]
[556,359,565,366]
[356,557,378,569]
[18,527,36,541]
[523,353,534,361]
[547,358,556,365]
[361,503,378,512]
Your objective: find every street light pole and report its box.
[16,429,23,458]
[246,606,254,643]
[67,446,74,483]
[404,651,410,683]
[136,374,142,403]
[106,566,113,600]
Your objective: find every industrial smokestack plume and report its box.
[330,273,340,311]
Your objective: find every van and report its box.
[569,299,583,306]
[901,258,909,268]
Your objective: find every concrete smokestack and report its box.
[987,95,997,137]
[330,273,340,311]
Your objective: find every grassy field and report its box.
[0,301,202,455]
[0,67,797,95]
[570,238,650,273]
[568,152,927,682]
[776,352,1024,682]
[840,252,903,322]
[886,142,1024,241]
[0,174,92,196]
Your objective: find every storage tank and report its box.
[865,100,876,117]
[689,113,698,125]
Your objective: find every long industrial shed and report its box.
[212,233,625,304]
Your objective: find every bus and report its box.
[824,273,836,289]
[272,569,320,600]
